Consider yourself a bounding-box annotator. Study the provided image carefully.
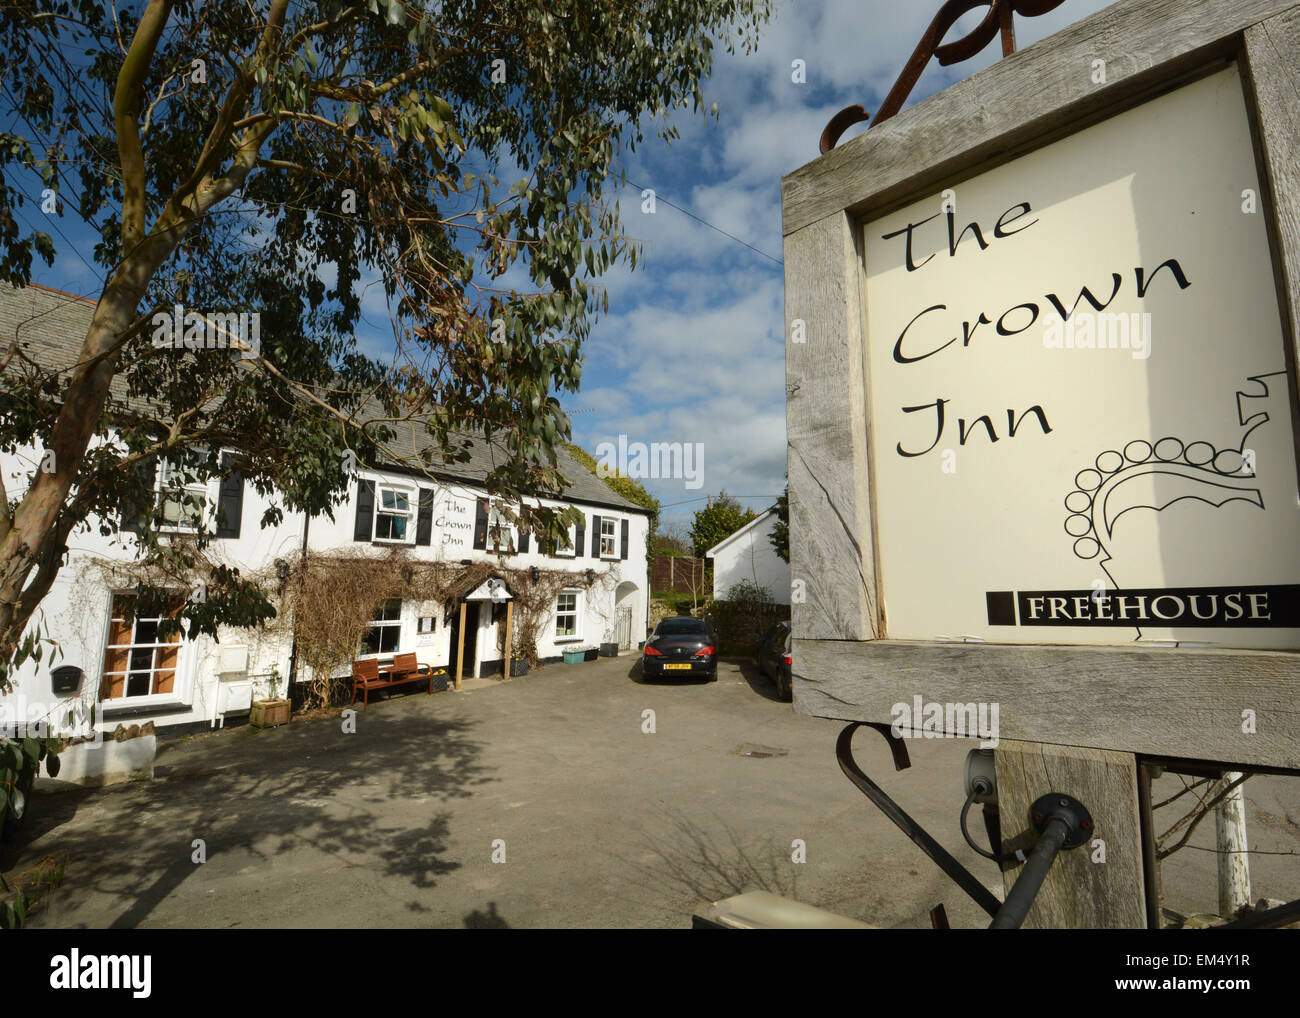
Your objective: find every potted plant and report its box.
[562,646,586,665]
[509,655,530,677]
[250,669,291,728]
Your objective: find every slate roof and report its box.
[0,282,649,516]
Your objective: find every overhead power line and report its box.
[624,179,783,267]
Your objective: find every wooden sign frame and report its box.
[782,0,1300,770]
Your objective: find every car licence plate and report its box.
[664,663,691,670]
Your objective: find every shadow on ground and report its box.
[12,696,492,927]
[732,658,782,702]
[613,805,798,909]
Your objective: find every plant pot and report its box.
[510,658,530,677]
[249,698,291,728]
[562,648,585,665]
[583,648,598,662]
[599,642,619,658]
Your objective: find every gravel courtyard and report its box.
[8,655,1297,929]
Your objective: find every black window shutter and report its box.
[573,514,585,558]
[215,454,245,539]
[354,480,375,542]
[120,460,156,534]
[620,518,629,561]
[415,488,434,546]
[591,515,602,557]
[518,526,530,554]
[473,497,489,550]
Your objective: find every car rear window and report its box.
[656,619,708,636]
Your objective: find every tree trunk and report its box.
[0,277,151,670]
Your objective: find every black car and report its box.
[754,621,792,701]
[641,617,719,681]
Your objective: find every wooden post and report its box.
[502,600,513,678]
[996,741,1146,928]
[1215,772,1251,919]
[454,600,466,691]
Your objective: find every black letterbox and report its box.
[50,666,83,695]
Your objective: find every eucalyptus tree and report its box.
[0,0,771,686]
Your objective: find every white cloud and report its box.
[571,0,1129,528]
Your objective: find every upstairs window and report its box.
[158,459,208,531]
[487,502,516,554]
[600,517,617,557]
[374,486,413,542]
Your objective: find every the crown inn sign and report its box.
[781,0,1300,771]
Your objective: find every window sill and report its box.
[101,698,191,719]
[554,637,584,645]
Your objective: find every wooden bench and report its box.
[350,653,434,707]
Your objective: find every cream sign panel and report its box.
[863,67,1300,650]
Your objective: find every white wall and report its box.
[317,470,651,678]
[0,449,650,736]
[711,514,790,604]
[1,443,301,736]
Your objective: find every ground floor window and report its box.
[361,598,403,655]
[100,594,183,699]
[555,590,579,638]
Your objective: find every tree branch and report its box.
[113,0,173,254]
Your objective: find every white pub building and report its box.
[0,284,651,755]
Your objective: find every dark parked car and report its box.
[641,617,718,681]
[754,621,792,701]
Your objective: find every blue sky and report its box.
[26,0,1120,530]
[565,0,1121,529]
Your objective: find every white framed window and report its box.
[555,590,580,639]
[374,485,414,542]
[361,598,403,655]
[101,594,183,701]
[158,458,208,531]
[600,517,617,557]
[553,521,577,557]
[487,501,516,554]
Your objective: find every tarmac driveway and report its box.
[7,655,1298,928]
